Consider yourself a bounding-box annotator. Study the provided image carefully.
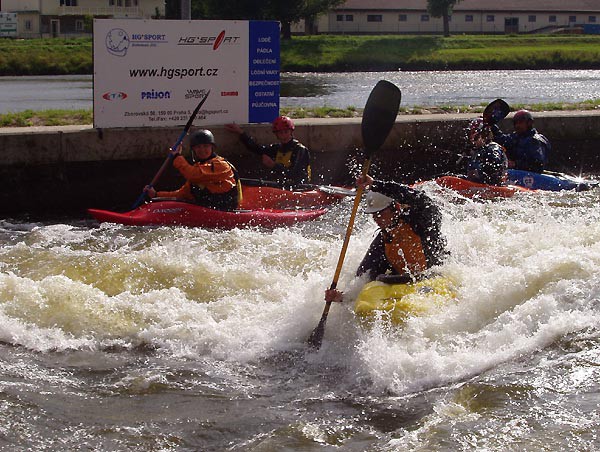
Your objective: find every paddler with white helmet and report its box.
[325,175,447,303]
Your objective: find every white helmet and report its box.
[364,191,394,213]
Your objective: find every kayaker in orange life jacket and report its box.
[225,115,311,187]
[325,175,447,303]
[145,129,240,211]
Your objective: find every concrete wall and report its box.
[1,111,600,217]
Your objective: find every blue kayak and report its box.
[507,169,598,191]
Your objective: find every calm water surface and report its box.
[2,70,600,113]
[1,188,600,450]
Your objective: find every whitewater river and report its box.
[1,184,599,450]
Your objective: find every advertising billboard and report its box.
[93,19,280,128]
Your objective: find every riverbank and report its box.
[2,35,600,75]
[2,100,599,127]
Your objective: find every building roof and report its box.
[336,0,600,13]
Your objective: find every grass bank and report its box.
[0,38,92,75]
[3,34,600,75]
[2,100,599,127]
[281,34,600,71]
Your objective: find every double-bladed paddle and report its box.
[307,80,401,349]
[131,90,211,209]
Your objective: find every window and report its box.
[421,14,429,22]
[76,19,84,31]
[589,16,597,23]
[346,15,353,22]
[487,15,495,22]
[528,15,536,23]
[109,0,115,5]
[398,14,407,22]
[569,16,576,23]
[367,15,382,22]
[549,15,556,23]
[336,14,343,21]
[125,0,131,7]
[25,20,32,30]
[465,15,473,22]
[60,0,78,5]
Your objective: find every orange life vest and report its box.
[382,222,428,276]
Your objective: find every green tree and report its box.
[200,0,343,39]
[267,0,305,40]
[303,0,345,35]
[202,0,268,20]
[165,0,181,19]
[427,0,461,37]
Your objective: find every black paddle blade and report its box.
[184,90,210,134]
[307,315,327,348]
[361,80,401,156]
[483,98,510,125]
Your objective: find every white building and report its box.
[0,0,165,38]
[317,0,600,34]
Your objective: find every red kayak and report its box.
[88,200,327,229]
[416,176,534,200]
[240,184,350,210]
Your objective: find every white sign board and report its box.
[0,13,18,38]
[93,19,280,128]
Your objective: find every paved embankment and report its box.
[1,111,600,216]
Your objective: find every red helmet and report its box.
[513,109,533,123]
[272,115,295,132]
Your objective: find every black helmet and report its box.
[467,143,508,185]
[190,129,215,147]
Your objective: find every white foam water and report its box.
[1,188,599,450]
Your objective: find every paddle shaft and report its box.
[307,80,401,349]
[307,158,371,346]
[131,91,210,209]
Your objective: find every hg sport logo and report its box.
[106,29,167,56]
[178,30,240,50]
[105,28,130,57]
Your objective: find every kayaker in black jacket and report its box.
[462,117,509,186]
[325,175,447,303]
[491,109,550,173]
[225,116,311,187]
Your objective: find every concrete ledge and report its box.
[2,111,600,216]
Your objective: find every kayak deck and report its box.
[354,276,457,324]
[507,169,598,191]
[430,176,533,199]
[239,184,348,210]
[88,200,327,229]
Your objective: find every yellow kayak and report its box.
[354,276,457,324]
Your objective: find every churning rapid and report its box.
[1,185,599,450]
